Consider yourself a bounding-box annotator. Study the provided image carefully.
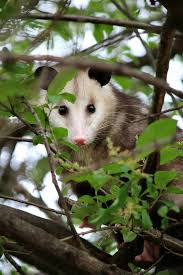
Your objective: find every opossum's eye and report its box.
[58,105,68,116]
[87,104,96,114]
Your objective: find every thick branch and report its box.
[143,15,175,174]
[4,242,62,275]
[0,204,111,263]
[151,16,175,117]
[158,1,183,32]
[0,204,130,275]
[24,100,80,244]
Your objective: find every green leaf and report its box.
[32,135,44,145]
[89,208,110,226]
[78,195,94,204]
[157,206,168,217]
[93,24,104,42]
[48,94,62,104]
[136,118,177,158]
[52,127,68,139]
[154,171,178,190]
[54,22,72,41]
[28,158,48,188]
[35,107,46,125]
[60,92,76,103]
[167,186,183,194]
[160,146,183,165]
[55,166,63,176]
[121,227,137,243]
[64,171,92,183]
[104,163,130,175]
[48,68,76,95]
[141,209,152,229]
[110,183,130,210]
[88,169,109,191]
[60,139,79,152]
[23,111,36,124]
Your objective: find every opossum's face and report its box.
[50,69,116,146]
[36,67,116,146]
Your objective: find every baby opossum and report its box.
[35,66,147,161]
[35,66,183,203]
[35,66,183,264]
[35,66,148,194]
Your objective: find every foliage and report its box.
[0,0,183,274]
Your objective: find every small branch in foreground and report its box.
[0,102,37,135]
[1,52,183,100]
[24,100,84,249]
[4,252,26,275]
[0,194,65,215]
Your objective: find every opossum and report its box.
[34,66,183,201]
[35,66,147,161]
[35,66,183,264]
[35,66,148,194]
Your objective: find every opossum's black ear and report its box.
[34,66,57,90]
[88,67,111,86]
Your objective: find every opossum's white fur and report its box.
[48,70,120,145]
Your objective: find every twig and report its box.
[27,0,71,53]
[4,252,26,275]
[112,0,156,70]
[0,102,37,135]
[132,104,183,124]
[0,194,65,215]
[0,52,183,99]
[0,136,33,142]
[19,13,162,33]
[79,30,129,55]
[24,100,85,249]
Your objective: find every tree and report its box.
[0,0,183,274]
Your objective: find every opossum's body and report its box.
[35,66,183,207]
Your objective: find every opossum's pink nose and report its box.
[73,136,86,145]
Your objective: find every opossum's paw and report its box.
[135,240,160,263]
[79,217,96,229]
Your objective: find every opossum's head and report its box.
[35,66,117,146]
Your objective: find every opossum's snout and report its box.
[73,136,86,146]
[55,101,97,146]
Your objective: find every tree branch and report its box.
[1,52,183,99]
[151,15,175,118]
[4,252,26,275]
[143,15,175,174]
[0,204,130,275]
[19,13,162,33]
[0,194,65,215]
[24,100,83,248]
